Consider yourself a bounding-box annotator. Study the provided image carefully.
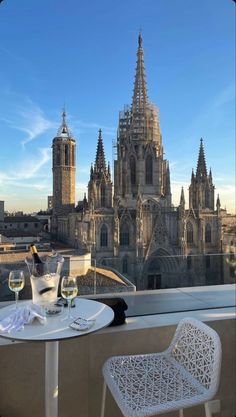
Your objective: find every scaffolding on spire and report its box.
[131,32,149,114]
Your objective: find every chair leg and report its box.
[205,402,212,417]
[101,380,107,417]
[179,409,184,417]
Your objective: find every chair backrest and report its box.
[168,318,222,396]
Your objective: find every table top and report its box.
[0,298,114,342]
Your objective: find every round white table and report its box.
[0,298,114,417]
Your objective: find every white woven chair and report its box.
[101,317,222,417]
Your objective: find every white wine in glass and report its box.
[8,270,25,309]
[61,276,78,321]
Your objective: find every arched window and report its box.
[187,222,193,244]
[130,156,136,185]
[56,145,61,165]
[205,189,210,208]
[205,224,211,243]
[65,144,69,165]
[100,224,108,247]
[120,223,129,246]
[122,257,128,274]
[145,155,153,184]
[101,185,106,207]
[71,145,75,166]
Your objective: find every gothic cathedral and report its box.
[52,34,224,290]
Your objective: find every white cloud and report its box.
[0,98,57,147]
[18,147,51,179]
[17,102,56,146]
[0,147,51,186]
[71,118,116,136]
[213,83,235,108]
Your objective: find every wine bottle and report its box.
[30,244,44,276]
[30,244,54,295]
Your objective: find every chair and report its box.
[101,317,222,417]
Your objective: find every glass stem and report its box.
[68,299,72,318]
[15,291,19,309]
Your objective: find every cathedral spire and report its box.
[165,162,171,195]
[216,194,221,211]
[107,161,111,179]
[189,139,215,210]
[88,129,113,209]
[180,186,185,206]
[131,32,149,113]
[196,138,207,178]
[57,109,70,138]
[94,129,106,173]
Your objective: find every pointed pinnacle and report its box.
[62,108,66,122]
[95,129,106,172]
[131,32,148,112]
[196,138,207,178]
[138,31,143,48]
[180,186,185,205]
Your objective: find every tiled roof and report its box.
[3,216,40,223]
[0,230,38,238]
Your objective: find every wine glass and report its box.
[60,276,78,321]
[8,270,25,309]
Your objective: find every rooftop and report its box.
[2,216,40,223]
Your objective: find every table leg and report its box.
[45,341,59,417]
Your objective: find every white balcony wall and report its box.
[0,308,235,417]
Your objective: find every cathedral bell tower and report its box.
[88,129,112,209]
[114,33,171,207]
[52,111,76,216]
[189,139,215,211]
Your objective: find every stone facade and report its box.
[52,35,234,290]
[51,111,76,236]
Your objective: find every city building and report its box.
[52,34,234,290]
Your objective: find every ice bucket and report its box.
[25,252,64,305]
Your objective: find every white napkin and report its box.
[0,304,46,333]
[70,317,95,331]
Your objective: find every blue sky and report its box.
[0,0,235,213]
